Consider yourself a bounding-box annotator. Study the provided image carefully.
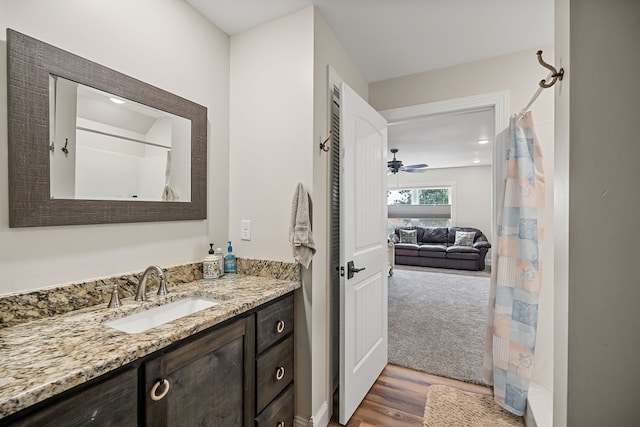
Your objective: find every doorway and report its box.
[379,92,508,384]
[328,88,509,422]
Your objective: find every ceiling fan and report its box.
[387,148,428,174]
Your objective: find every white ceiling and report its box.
[186,0,553,169]
[388,108,495,170]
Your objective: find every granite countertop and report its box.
[0,274,300,419]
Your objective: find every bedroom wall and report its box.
[0,0,230,294]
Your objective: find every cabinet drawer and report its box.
[256,294,293,353]
[256,335,293,414]
[255,385,293,427]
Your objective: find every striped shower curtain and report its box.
[483,112,545,416]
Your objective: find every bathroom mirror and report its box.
[50,76,191,202]
[7,29,207,227]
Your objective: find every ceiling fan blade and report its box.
[403,163,428,173]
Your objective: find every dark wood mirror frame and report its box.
[6,29,207,227]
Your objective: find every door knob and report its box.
[347,261,365,279]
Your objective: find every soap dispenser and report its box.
[224,241,237,274]
[203,243,221,280]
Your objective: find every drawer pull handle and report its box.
[150,378,170,401]
[276,320,286,334]
[277,422,285,427]
[275,366,286,381]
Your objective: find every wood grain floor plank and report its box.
[328,364,493,427]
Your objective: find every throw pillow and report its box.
[454,230,475,247]
[399,229,417,244]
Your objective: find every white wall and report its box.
[553,0,569,425]
[0,0,230,294]
[312,9,369,425]
[388,165,492,237]
[229,8,314,260]
[370,48,555,409]
[559,1,640,425]
[229,7,315,422]
[228,7,369,424]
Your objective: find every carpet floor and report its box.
[423,385,523,427]
[388,266,490,385]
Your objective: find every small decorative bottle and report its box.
[203,243,221,280]
[216,247,225,277]
[224,241,237,274]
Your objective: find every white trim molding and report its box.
[295,400,330,427]
[294,415,311,427]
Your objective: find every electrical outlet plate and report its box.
[241,220,251,241]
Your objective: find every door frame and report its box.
[379,91,510,254]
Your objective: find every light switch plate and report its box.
[241,220,251,241]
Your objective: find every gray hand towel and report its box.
[289,182,315,268]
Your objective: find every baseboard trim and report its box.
[312,401,330,427]
[526,382,553,427]
[294,401,329,427]
[524,406,538,427]
[294,415,310,427]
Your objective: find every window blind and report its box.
[387,204,451,219]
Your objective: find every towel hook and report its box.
[536,50,564,89]
[320,131,332,152]
[61,138,69,156]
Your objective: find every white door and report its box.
[339,83,388,424]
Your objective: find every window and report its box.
[418,188,449,205]
[387,189,412,205]
[387,187,452,234]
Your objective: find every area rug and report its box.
[388,266,490,384]
[423,385,524,427]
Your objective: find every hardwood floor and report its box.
[328,364,492,427]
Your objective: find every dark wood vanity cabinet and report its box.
[254,294,294,427]
[6,367,139,427]
[141,293,295,427]
[144,316,254,427]
[2,293,294,427]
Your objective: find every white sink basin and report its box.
[105,297,220,334]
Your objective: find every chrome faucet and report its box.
[135,265,168,301]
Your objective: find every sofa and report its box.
[392,226,491,271]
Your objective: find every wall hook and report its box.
[61,138,69,156]
[536,50,564,89]
[320,131,332,152]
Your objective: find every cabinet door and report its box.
[144,316,254,427]
[8,367,138,427]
